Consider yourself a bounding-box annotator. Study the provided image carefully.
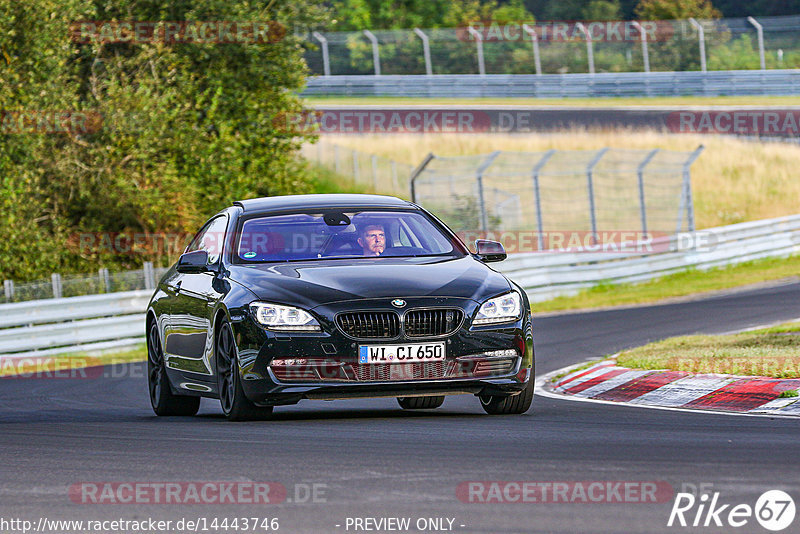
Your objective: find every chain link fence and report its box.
[302,141,414,196]
[304,15,800,76]
[410,147,704,248]
[2,263,169,304]
[302,142,704,248]
[5,145,704,301]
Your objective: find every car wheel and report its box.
[147,321,200,416]
[397,396,445,410]
[479,378,534,415]
[217,320,273,421]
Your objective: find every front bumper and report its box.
[230,296,534,406]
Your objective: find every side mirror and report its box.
[475,239,507,263]
[176,250,210,273]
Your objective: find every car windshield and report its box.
[236,210,460,262]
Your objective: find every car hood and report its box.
[227,256,511,308]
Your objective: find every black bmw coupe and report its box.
[146,194,534,420]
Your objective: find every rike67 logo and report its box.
[668,490,795,531]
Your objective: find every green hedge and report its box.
[0,0,326,281]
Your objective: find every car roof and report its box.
[233,194,415,213]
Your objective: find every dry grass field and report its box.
[323,131,800,229]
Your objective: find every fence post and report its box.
[531,150,555,251]
[99,268,110,293]
[334,145,341,174]
[575,22,595,74]
[143,261,155,290]
[413,28,433,76]
[684,145,704,234]
[467,26,486,76]
[631,21,650,73]
[688,18,707,72]
[371,154,379,190]
[409,153,435,202]
[51,273,62,299]
[363,30,381,76]
[586,148,609,245]
[312,31,331,76]
[391,160,399,192]
[352,150,360,182]
[522,24,542,75]
[747,17,766,70]
[637,149,660,237]
[476,151,501,232]
[4,280,13,302]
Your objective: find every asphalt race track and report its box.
[2,282,800,533]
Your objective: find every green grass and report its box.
[305,95,800,108]
[309,162,375,195]
[749,321,800,335]
[779,389,799,398]
[0,344,146,377]
[535,254,800,313]
[616,322,800,378]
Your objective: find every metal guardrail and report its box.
[305,16,800,77]
[498,214,800,302]
[3,263,168,304]
[302,70,800,98]
[0,290,149,358]
[1,214,798,358]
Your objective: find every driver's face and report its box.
[358,226,385,256]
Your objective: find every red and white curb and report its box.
[537,359,800,416]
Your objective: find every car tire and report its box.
[479,377,534,415]
[217,320,273,422]
[147,321,201,416]
[397,396,445,410]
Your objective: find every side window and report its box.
[398,225,412,247]
[185,216,228,264]
[398,220,421,248]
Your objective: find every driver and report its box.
[357,223,386,256]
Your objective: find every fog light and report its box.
[482,349,518,358]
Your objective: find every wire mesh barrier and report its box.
[410,147,704,252]
[301,142,414,196]
[302,70,800,98]
[304,15,800,77]
[2,264,169,304]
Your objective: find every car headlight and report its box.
[250,302,321,332]
[473,292,522,325]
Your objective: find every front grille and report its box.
[352,361,450,382]
[337,311,400,339]
[405,309,463,337]
[269,356,520,383]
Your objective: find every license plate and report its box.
[358,342,446,364]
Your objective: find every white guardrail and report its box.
[1,214,799,359]
[498,214,800,302]
[0,291,150,359]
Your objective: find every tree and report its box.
[583,1,624,21]
[329,0,534,31]
[635,0,722,19]
[0,0,326,280]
